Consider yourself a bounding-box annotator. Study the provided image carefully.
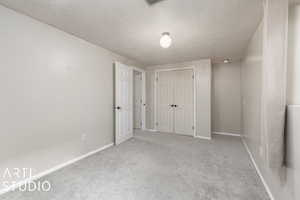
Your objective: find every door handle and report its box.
[174,105,178,107]
[170,104,174,107]
[115,106,121,110]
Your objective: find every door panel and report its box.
[156,71,174,133]
[134,73,142,129]
[174,69,194,135]
[115,62,133,145]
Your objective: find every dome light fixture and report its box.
[223,59,230,64]
[160,32,172,48]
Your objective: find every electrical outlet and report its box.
[81,133,87,141]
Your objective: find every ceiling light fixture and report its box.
[223,59,230,64]
[160,32,172,48]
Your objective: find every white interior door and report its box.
[174,69,194,135]
[115,62,133,145]
[134,72,142,129]
[156,69,194,135]
[156,71,174,133]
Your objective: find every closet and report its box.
[155,69,194,136]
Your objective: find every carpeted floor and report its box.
[0,131,270,200]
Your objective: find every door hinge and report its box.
[192,75,194,79]
[192,126,195,130]
[156,77,159,82]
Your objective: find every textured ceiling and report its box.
[0,0,263,66]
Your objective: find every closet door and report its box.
[156,71,174,133]
[174,69,194,135]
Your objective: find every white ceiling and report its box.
[0,0,263,66]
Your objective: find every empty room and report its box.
[0,0,299,200]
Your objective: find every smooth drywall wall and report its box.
[241,21,263,159]
[212,62,242,134]
[145,59,211,138]
[241,3,299,199]
[287,4,300,105]
[0,5,141,189]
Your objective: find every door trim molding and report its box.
[154,66,196,137]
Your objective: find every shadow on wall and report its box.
[282,106,300,199]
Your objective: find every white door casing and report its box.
[115,62,133,145]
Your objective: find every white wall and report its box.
[241,21,263,158]
[146,60,242,137]
[285,4,300,199]
[0,5,142,189]
[287,4,300,105]
[145,59,212,138]
[241,3,299,200]
[212,62,242,134]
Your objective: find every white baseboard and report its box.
[241,139,274,200]
[0,143,114,196]
[213,131,241,137]
[194,135,212,140]
[143,129,157,132]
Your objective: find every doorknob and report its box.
[174,105,178,107]
[115,106,121,110]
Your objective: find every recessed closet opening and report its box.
[154,67,196,136]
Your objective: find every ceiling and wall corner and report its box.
[0,0,263,66]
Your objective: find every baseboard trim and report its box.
[194,135,212,140]
[0,142,114,196]
[241,139,275,200]
[144,129,157,132]
[213,131,241,137]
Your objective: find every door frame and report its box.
[132,66,146,130]
[154,66,196,137]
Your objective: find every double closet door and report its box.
[156,69,194,136]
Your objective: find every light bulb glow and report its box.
[223,59,230,64]
[160,32,172,48]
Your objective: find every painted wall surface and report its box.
[145,59,211,138]
[0,5,141,189]
[212,62,242,134]
[287,4,300,105]
[241,3,299,200]
[241,21,263,161]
